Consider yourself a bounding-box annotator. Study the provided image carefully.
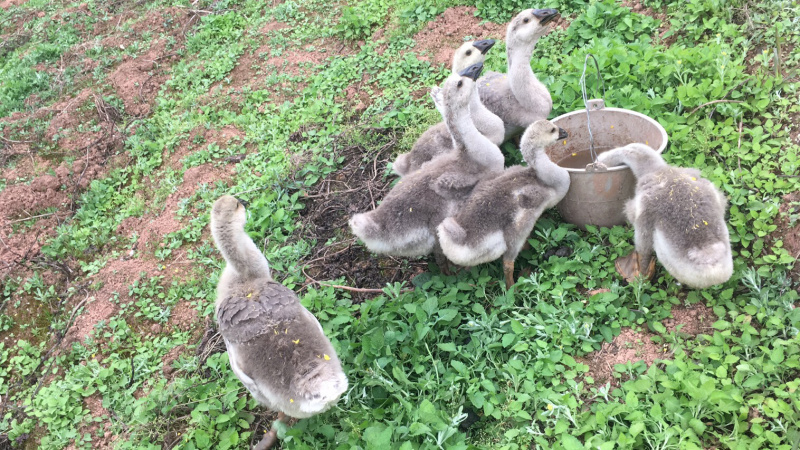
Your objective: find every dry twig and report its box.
[689,100,744,116]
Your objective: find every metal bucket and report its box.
[548,100,668,228]
[546,55,668,228]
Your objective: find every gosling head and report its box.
[507,8,559,46]
[211,194,248,231]
[452,39,496,73]
[441,62,484,115]
[520,120,567,158]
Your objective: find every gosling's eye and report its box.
[523,18,530,23]
[457,80,463,88]
[466,50,472,56]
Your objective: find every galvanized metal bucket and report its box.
[548,55,668,228]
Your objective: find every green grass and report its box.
[1,0,799,448]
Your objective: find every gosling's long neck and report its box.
[469,92,501,142]
[212,220,272,281]
[523,143,569,197]
[507,36,552,116]
[446,91,504,172]
[605,144,669,179]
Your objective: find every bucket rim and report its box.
[550,106,669,174]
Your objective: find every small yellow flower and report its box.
[290,398,294,403]
[547,404,554,411]
[677,60,682,65]
[610,125,614,129]
[716,33,721,37]
[247,292,252,298]
[324,354,331,360]
[571,153,577,156]
[691,177,697,181]
[721,51,727,56]
[703,220,708,225]
[293,339,300,344]
[645,141,649,145]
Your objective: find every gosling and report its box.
[478,9,558,141]
[393,39,503,176]
[437,120,569,289]
[349,63,504,260]
[597,144,733,288]
[211,195,347,449]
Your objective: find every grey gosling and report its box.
[478,9,558,141]
[393,39,504,176]
[350,62,504,259]
[596,144,733,288]
[211,195,348,450]
[437,120,569,289]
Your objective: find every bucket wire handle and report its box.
[580,54,606,164]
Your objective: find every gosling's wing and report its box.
[515,184,548,210]
[433,171,479,199]
[216,281,299,344]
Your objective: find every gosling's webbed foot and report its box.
[252,412,287,450]
[253,429,278,450]
[615,252,655,283]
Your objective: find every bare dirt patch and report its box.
[664,302,716,336]
[412,6,506,68]
[579,327,667,387]
[166,124,246,171]
[771,191,800,288]
[162,343,188,377]
[620,0,672,45]
[621,0,666,21]
[44,88,97,145]
[108,39,174,117]
[343,73,374,116]
[264,38,349,78]
[116,162,236,256]
[213,32,356,109]
[169,301,199,334]
[63,257,158,347]
[0,0,26,9]
[1,102,124,274]
[106,8,196,117]
[296,128,428,301]
[65,394,116,450]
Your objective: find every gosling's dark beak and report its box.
[458,62,484,81]
[533,8,559,26]
[558,127,568,140]
[236,198,249,208]
[472,39,496,55]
